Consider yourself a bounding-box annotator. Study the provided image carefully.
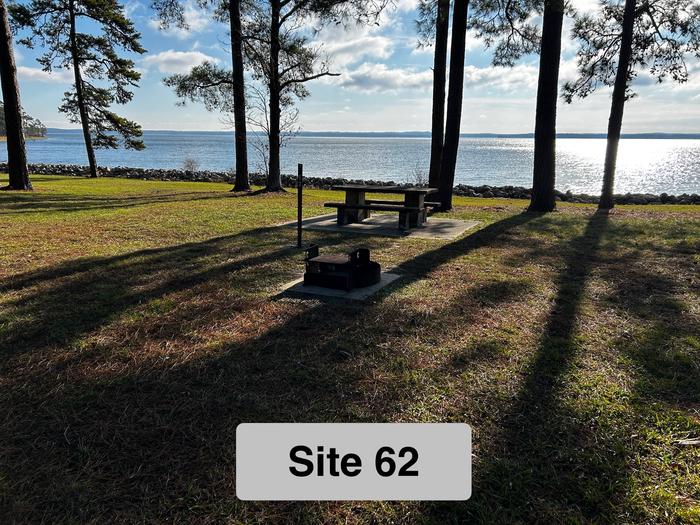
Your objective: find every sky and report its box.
[12,0,700,133]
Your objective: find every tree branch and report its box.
[280,71,339,88]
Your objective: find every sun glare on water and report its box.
[557,139,700,194]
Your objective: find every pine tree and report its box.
[229,0,249,190]
[152,0,250,191]
[160,0,387,192]
[470,0,564,213]
[0,0,30,190]
[438,0,547,210]
[241,0,387,191]
[564,0,700,210]
[11,0,146,179]
[416,0,450,191]
[530,0,565,212]
[437,0,469,211]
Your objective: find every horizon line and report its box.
[44,127,700,137]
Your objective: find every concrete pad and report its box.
[283,213,479,240]
[280,272,401,301]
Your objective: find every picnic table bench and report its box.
[325,185,439,230]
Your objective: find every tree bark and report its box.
[438,0,469,211]
[0,0,30,190]
[428,0,449,190]
[529,0,565,213]
[228,0,249,191]
[600,0,636,210]
[266,0,282,191]
[68,0,98,179]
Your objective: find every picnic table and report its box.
[325,184,438,230]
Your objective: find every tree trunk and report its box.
[529,0,565,213]
[438,0,469,211]
[228,0,249,191]
[68,0,98,179]
[428,0,449,190]
[600,0,636,210]
[0,0,30,190]
[266,0,282,192]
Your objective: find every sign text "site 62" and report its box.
[236,423,471,501]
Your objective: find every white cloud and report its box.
[312,0,428,69]
[412,29,482,56]
[335,61,543,95]
[148,2,210,40]
[395,0,419,12]
[570,0,600,14]
[324,35,394,67]
[638,64,700,102]
[299,97,432,131]
[315,19,396,68]
[463,64,539,91]
[336,63,433,92]
[558,57,582,85]
[124,0,144,17]
[142,50,219,74]
[18,66,73,83]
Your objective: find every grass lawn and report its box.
[1,175,699,524]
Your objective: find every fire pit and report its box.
[303,245,381,291]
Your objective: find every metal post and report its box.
[297,163,303,248]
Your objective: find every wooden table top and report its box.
[332,185,438,195]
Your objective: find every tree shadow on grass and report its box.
[420,213,615,524]
[600,245,700,408]
[1,211,542,522]
[436,211,700,524]
[0,225,360,366]
[391,211,538,278]
[0,210,542,370]
[0,190,251,215]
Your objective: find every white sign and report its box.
[236,423,471,501]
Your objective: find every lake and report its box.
[7,129,700,195]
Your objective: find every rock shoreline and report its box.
[4,162,699,205]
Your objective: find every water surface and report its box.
[8,129,700,195]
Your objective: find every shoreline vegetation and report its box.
[0,104,47,140]
[4,163,698,205]
[0,135,47,141]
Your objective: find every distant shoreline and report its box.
[0,135,47,141]
[44,128,700,140]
